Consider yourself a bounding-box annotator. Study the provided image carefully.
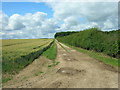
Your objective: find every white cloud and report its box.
[1,11,57,39]
[1,2,118,39]
[8,14,25,30]
[103,18,118,30]
[47,2,118,30]
[0,11,9,30]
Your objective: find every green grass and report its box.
[43,41,60,67]
[48,61,60,68]
[2,39,53,74]
[43,41,57,60]
[2,39,53,62]
[2,77,12,83]
[35,72,44,76]
[63,43,119,67]
[58,42,69,52]
[2,39,53,83]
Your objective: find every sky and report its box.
[2,2,53,18]
[0,1,118,39]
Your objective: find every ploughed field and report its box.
[2,39,53,82]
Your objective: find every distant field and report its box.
[2,39,52,61]
[2,39,53,81]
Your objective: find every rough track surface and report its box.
[3,41,118,88]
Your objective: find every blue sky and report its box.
[1,2,118,39]
[2,2,53,18]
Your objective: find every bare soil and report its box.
[3,41,118,88]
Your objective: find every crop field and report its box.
[2,39,53,81]
[2,39,53,61]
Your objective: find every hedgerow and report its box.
[2,41,54,75]
[55,28,120,58]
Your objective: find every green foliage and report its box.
[55,31,78,38]
[43,41,57,60]
[2,39,53,75]
[56,28,120,59]
[65,43,118,67]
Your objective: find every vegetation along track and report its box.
[2,39,53,83]
[3,40,118,88]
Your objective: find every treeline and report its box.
[55,28,120,58]
[55,31,78,38]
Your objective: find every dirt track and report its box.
[3,41,118,88]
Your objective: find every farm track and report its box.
[3,41,118,88]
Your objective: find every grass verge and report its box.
[2,41,54,83]
[63,43,119,67]
[42,41,57,60]
[58,42,69,52]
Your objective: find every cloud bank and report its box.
[1,2,118,39]
[1,11,58,39]
[48,2,118,31]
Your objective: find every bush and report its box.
[55,28,119,58]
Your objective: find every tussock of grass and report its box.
[43,41,57,60]
[48,61,60,68]
[64,43,119,67]
[2,77,12,83]
[35,72,44,76]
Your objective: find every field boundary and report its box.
[59,42,119,69]
[2,40,54,83]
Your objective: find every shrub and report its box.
[55,28,119,59]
